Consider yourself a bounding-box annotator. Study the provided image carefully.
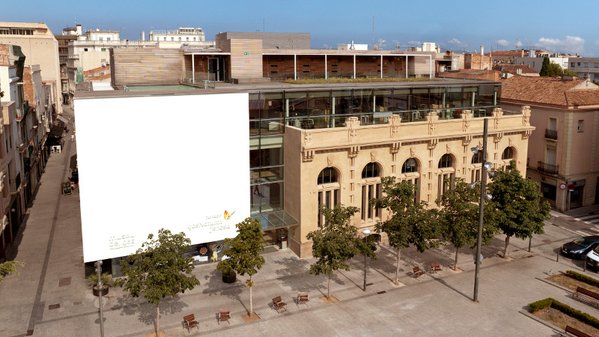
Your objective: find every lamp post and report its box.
[473,118,489,303]
[362,228,371,291]
[95,260,105,337]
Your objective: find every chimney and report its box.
[76,24,82,36]
[480,45,484,56]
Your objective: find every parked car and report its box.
[586,246,599,271]
[561,236,599,259]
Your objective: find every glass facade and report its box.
[248,82,501,221]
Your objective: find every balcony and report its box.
[545,129,558,140]
[538,161,559,175]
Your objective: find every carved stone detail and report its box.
[302,149,314,162]
[427,139,438,150]
[521,105,531,125]
[327,156,333,167]
[347,117,360,140]
[370,151,376,162]
[348,145,360,158]
[303,131,312,146]
[462,135,472,146]
[390,114,401,136]
[390,142,401,154]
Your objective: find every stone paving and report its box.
[2,105,599,336]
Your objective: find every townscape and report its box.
[2,2,599,336]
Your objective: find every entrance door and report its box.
[570,185,584,209]
[208,57,226,82]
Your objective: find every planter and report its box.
[92,285,109,296]
[222,270,236,283]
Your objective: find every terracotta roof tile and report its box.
[501,76,599,107]
[495,64,538,74]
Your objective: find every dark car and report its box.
[561,236,599,259]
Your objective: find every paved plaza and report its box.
[2,106,599,337]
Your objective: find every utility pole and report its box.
[473,118,488,302]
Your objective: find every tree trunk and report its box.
[249,275,253,316]
[327,273,331,299]
[454,247,459,270]
[504,235,511,258]
[155,305,160,335]
[395,248,401,285]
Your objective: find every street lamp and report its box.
[95,260,105,337]
[362,228,371,291]
[472,118,489,302]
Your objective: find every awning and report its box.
[251,210,297,231]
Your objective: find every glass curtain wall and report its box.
[250,93,284,214]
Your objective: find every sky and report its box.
[4,0,599,56]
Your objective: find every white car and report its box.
[585,246,599,271]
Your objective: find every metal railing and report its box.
[537,161,559,175]
[545,129,558,140]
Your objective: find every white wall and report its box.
[74,92,250,262]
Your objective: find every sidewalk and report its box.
[1,106,598,336]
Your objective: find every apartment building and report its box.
[0,45,27,261]
[0,22,62,115]
[569,58,599,82]
[501,76,599,211]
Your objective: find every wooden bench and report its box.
[217,310,231,325]
[272,295,287,312]
[430,262,442,273]
[412,266,425,278]
[182,314,199,332]
[563,325,592,337]
[297,292,309,305]
[574,286,599,307]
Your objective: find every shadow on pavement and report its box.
[272,256,312,292]
[113,294,188,327]
[201,268,247,313]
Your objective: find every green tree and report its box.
[563,68,577,77]
[119,229,199,335]
[487,161,551,257]
[539,56,551,76]
[307,205,360,299]
[373,177,439,284]
[437,179,497,269]
[0,261,23,284]
[217,218,265,317]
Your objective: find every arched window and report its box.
[502,146,515,160]
[402,158,418,173]
[317,167,340,227]
[438,154,453,168]
[401,158,421,203]
[317,167,338,184]
[362,162,381,178]
[438,154,455,199]
[361,162,382,221]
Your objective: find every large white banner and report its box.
[75,93,250,262]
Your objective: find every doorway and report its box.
[208,57,227,82]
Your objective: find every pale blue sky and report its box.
[4,0,599,55]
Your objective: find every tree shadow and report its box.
[271,256,312,292]
[201,268,247,313]
[113,294,188,326]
